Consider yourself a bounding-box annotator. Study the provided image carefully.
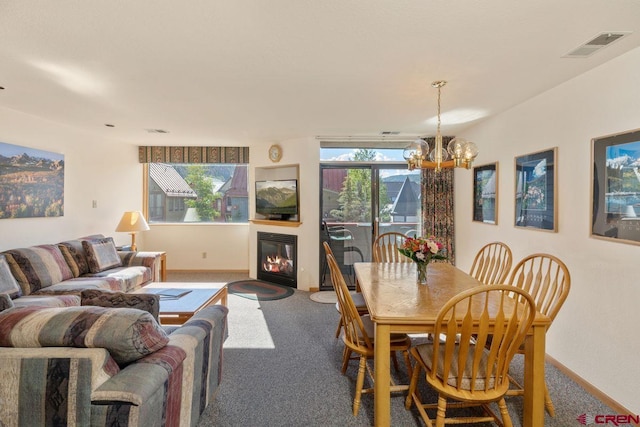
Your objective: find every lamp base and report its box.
[129,233,138,252]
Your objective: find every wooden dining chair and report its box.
[325,243,412,416]
[372,232,412,263]
[323,242,368,338]
[505,253,571,417]
[405,284,537,426]
[469,241,513,285]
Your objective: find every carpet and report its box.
[309,291,337,304]
[226,280,294,301]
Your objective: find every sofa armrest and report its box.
[118,251,163,282]
[168,305,228,426]
[92,306,227,427]
[91,349,183,427]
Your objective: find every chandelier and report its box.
[403,80,478,172]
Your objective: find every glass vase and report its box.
[416,261,429,285]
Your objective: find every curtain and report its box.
[420,136,456,264]
[138,146,249,163]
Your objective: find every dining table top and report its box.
[354,261,550,327]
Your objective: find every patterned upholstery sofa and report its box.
[0,299,228,427]
[0,234,161,308]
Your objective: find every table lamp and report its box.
[115,211,150,251]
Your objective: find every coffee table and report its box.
[135,282,228,325]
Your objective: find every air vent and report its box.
[564,32,631,58]
[146,129,170,134]
[380,131,400,135]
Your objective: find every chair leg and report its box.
[341,347,352,374]
[405,357,422,409]
[335,317,343,338]
[545,382,555,417]
[435,395,447,427]
[391,351,400,372]
[402,350,413,378]
[497,397,513,427]
[353,355,367,416]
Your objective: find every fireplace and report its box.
[257,232,297,288]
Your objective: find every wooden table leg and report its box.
[374,323,391,427]
[160,253,167,282]
[523,325,546,427]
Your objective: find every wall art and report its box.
[591,128,640,244]
[0,141,64,219]
[473,162,498,224]
[514,147,557,231]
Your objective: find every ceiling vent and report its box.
[146,129,170,134]
[564,32,631,58]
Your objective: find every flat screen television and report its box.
[255,179,298,220]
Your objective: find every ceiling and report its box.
[1,1,640,146]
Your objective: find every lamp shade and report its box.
[115,211,150,232]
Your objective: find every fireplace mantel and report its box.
[250,219,301,227]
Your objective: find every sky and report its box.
[0,141,64,161]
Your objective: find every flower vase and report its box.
[416,261,429,285]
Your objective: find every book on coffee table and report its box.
[155,289,192,299]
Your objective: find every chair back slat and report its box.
[429,285,536,396]
[508,253,570,324]
[373,232,412,263]
[469,242,513,285]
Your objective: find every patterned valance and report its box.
[138,146,249,164]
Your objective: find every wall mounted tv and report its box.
[255,179,299,220]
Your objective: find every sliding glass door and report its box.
[320,161,421,290]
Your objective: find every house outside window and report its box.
[146,163,248,223]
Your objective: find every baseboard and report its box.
[168,269,250,274]
[309,287,319,292]
[545,354,634,416]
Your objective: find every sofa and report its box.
[0,300,228,427]
[0,234,162,308]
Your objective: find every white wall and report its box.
[455,46,640,413]
[0,107,143,250]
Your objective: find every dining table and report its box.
[354,261,551,427]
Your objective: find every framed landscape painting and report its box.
[514,147,557,231]
[591,128,640,245]
[0,142,64,219]
[473,162,498,224]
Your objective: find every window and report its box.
[145,163,249,224]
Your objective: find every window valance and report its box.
[138,146,249,164]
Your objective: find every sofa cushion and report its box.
[0,254,22,299]
[82,237,122,273]
[0,305,169,365]
[84,265,152,292]
[58,240,91,277]
[3,245,74,295]
[12,294,81,308]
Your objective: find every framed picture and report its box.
[472,162,498,224]
[591,128,640,245]
[0,141,64,219]
[514,147,557,231]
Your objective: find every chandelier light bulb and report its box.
[429,147,449,163]
[463,141,479,161]
[447,137,468,159]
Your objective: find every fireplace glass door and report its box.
[257,232,297,288]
